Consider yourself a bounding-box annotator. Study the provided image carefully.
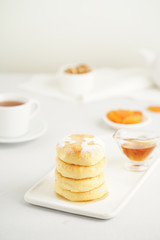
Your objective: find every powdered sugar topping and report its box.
[92,137,105,149]
[58,135,105,154]
[58,136,76,148]
[81,137,105,154]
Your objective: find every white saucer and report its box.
[0,119,47,143]
[103,110,151,129]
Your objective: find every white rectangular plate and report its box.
[24,134,160,219]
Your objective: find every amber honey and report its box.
[121,139,156,161]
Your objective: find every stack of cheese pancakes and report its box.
[55,134,108,202]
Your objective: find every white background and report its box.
[1,1,160,239]
[0,0,160,73]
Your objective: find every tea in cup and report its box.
[0,94,40,138]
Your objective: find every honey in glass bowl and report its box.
[121,139,156,162]
[113,129,160,171]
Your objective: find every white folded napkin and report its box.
[20,68,152,102]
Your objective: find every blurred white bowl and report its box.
[58,64,95,97]
[103,110,151,129]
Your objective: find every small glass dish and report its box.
[113,129,160,171]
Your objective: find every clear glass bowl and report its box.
[113,129,160,171]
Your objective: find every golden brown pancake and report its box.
[56,156,106,179]
[54,182,108,202]
[56,134,105,166]
[55,169,105,192]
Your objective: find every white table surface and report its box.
[1,74,160,240]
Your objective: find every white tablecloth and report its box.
[1,74,160,240]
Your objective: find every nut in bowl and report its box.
[103,109,151,129]
[58,64,95,97]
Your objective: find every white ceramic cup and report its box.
[58,64,95,97]
[0,94,40,138]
